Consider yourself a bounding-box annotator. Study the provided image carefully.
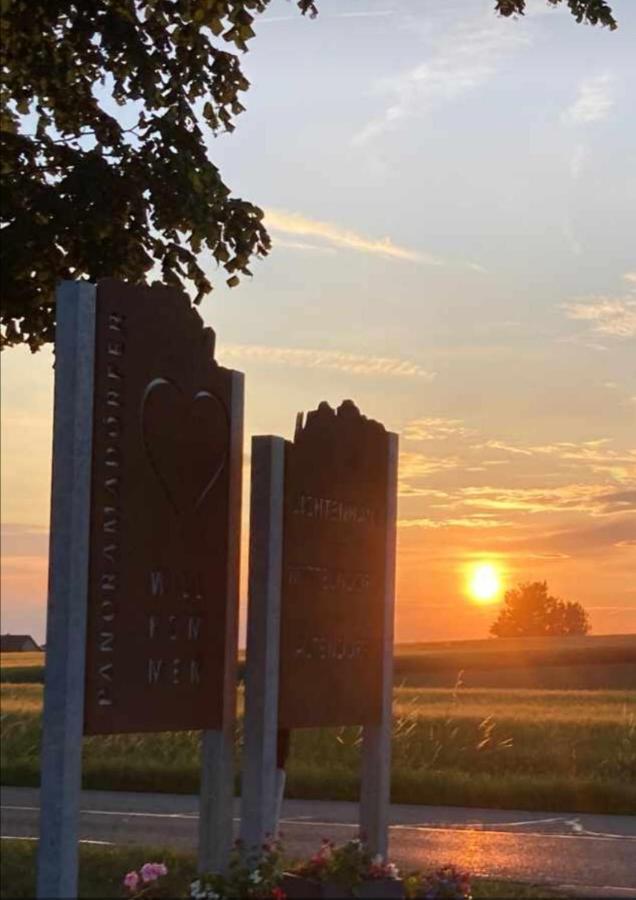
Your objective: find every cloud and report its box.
[332,10,395,20]
[598,490,636,515]
[402,417,476,442]
[261,9,394,24]
[398,515,513,529]
[561,216,582,257]
[1,523,49,558]
[401,415,636,484]
[562,296,636,339]
[265,208,436,263]
[570,144,587,180]
[624,272,636,284]
[482,438,636,484]
[272,238,337,255]
[562,73,615,125]
[399,451,460,495]
[352,18,530,145]
[530,440,636,473]
[480,439,533,457]
[460,483,636,517]
[531,518,636,556]
[219,344,436,380]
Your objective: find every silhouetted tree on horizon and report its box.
[490,581,590,638]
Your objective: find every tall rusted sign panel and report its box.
[84,279,238,734]
[38,280,243,898]
[279,401,390,729]
[242,401,397,856]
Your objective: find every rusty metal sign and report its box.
[278,401,390,729]
[84,279,238,734]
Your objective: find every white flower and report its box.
[190,879,219,899]
[249,870,262,884]
[386,863,400,879]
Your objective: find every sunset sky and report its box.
[2,0,635,644]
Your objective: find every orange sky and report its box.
[2,1,635,643]
[2,344,635,644]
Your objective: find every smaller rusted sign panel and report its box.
[84,279,239,734]
[278,401,390,729]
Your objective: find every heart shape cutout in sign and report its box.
[141,377,229,517]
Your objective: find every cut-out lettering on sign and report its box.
[84,279,235,734]
[278,401,390,728]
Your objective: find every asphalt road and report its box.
[2,787,635,897]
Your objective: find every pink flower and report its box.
[140,862,167,883]
[123,871,139,891]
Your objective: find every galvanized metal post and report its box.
[240,435,286,852]
[37,281,96,898]
[199,370,244,873]
[360,431,398,858]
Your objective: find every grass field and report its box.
[2,682,634,814]
[0,652,44,668]
[0,651,46,685]
[0,840,564,899]
[394,634,636,689]
[3,635,635,688]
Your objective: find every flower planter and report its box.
[282,874,404,899]
[353,878,404,898]
[282,874,348,898]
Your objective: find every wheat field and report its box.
[2,681,634,814]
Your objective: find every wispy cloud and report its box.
[261,9,394,25]
[403,417,475,442]
[219,344,436,380]
[530,441,636,480]
[399,451,460,494]
[569,143,587,180]
[271,237,337,255]
[480,439,532,457]
[562,296,636,339]
[332,10,394,20]
[1,523,49,557]
[624,272,636,285]
[562,73,615,125]
[460,484,636,516]
[398,415,636,498]
[479,437,636,482]
[561,216,582,256]
[265,208,436,263]
[352,18,530,145]
[398,515,513,529]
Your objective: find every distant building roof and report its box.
[0,634,41,652]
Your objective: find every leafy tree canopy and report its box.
[0,0,617,351]
[496,0,616,27]
[490,581,591,638]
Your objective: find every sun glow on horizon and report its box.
[467,563,502,604]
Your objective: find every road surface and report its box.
[2,787,635,897]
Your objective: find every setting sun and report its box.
[467,563,501,604]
